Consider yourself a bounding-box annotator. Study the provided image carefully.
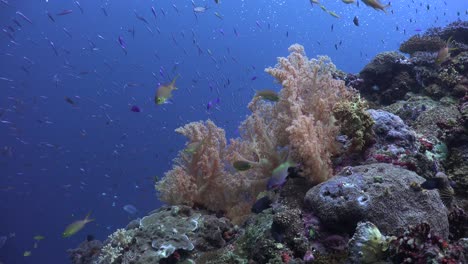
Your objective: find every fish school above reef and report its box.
[69,21,468,264]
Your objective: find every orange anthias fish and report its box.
[361,0,390,13]
[436,37,455,65]
[155,75,179,105]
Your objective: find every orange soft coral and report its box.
[265,44,352,183]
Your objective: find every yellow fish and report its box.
[23,251,32,257]
[435,37,456,65]
[155,75,179,105]
[33,235,45,241]
[361,0,390,13]
[341,0,355,3]
[62,212,94,238]
[328,11,340,18]
[255,89,279,102]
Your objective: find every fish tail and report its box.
[84,211,94,223]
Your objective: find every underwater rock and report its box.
[367,109,417,152]
[446,143,468,197]
[358,52,414,104]
[304,163,449,238]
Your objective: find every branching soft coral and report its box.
[156,120,228,211]
[155,120,268,223]
[265,44,353,183]
[156,44,365,223]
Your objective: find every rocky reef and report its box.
[69,21,468,264]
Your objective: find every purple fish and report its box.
[46,11,55,22]
[130,105,141,112]
[57,10,73,16]
[151,6,157,19]
[74,1,84,14]
[206,101,213,110]
[207,97,220,110]
[251,76,257,81]
[118,36,127,54]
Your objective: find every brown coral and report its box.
[399,35,446,55]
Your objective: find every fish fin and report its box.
[171,74,180,86]
[381,4,391,13]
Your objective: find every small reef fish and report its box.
[65,96,76,105]
[328,11,340,18]
[16,11,33,24]
[75,1,84,14]
[155,75,179,105]
[46,11,55,22]
[435,37,455,65]
[214,12,223,19]
[341,0,355,3]
[23,251,31,257]
[62,212,94,238]
[233,160,252,171]
[361,0,390,13]
[33,235,45,241]
[130,105,141,112]
[194,6,207,13]
[255,89,279,102]
[267,161,295,189]
[57,10,73,16]
[420,172,454,207]
[353,16,359,26]
[207,97,220,111]
[123,204,137,214]
[184,140,204,154]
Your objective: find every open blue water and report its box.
[0,0,466,263]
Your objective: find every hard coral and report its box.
[400,35,446,55]
[348,221,388,264]
[333,94,375,153]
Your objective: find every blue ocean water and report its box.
[0,0,466,263]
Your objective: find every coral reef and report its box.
[156,44,364,223]
[70,21,468,264]
[93,206,236,264]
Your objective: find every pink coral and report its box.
[156,44,355,223]
[265,44,352,183]
[156,120,266,223]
